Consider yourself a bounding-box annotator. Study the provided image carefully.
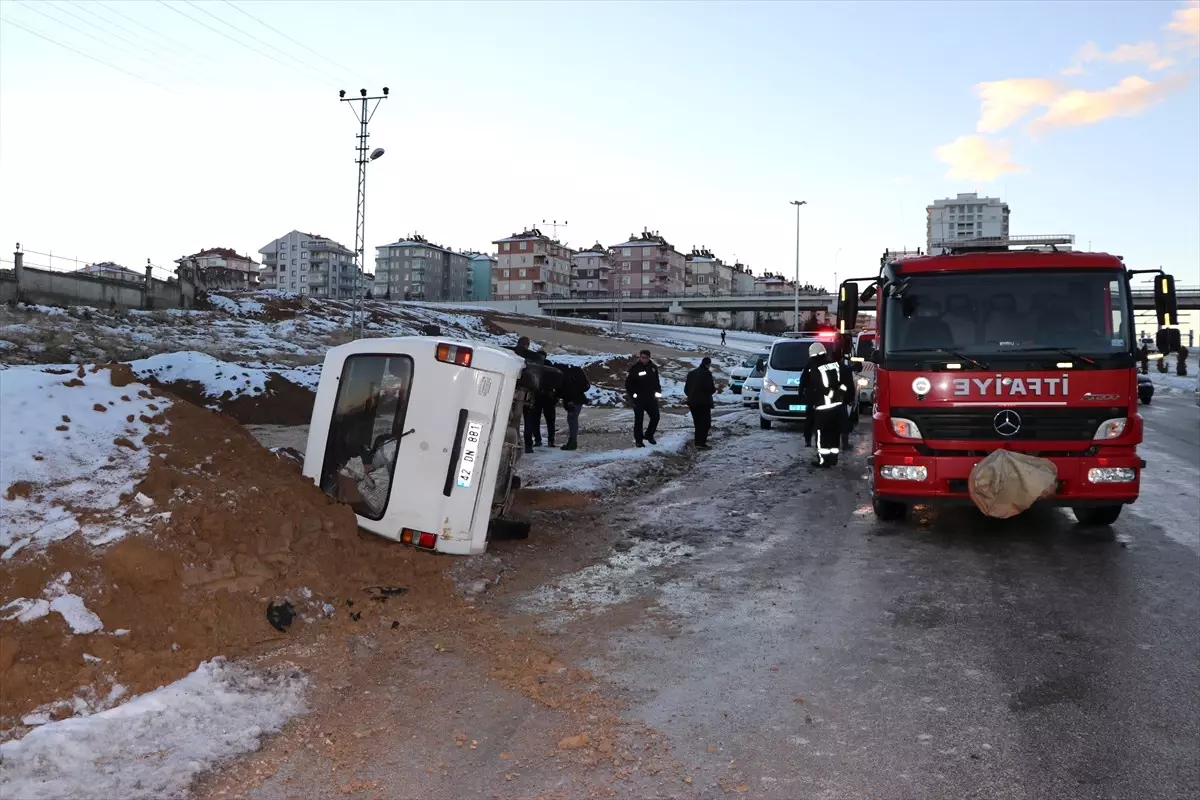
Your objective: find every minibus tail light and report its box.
[436,343,473,367]
[401,528,439,550]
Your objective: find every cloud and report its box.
[1066,41,1177,74]
[1166,0,1199,47]
[1027,73,1191,133]
[974,78,1061,133]
[934,136,1026,182]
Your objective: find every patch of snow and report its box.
[129,351,270,400]
[208,295,265,316]
[3,572,104,634]
[0,658,307,800]
[0,367,168,558]
[521,429,691,493]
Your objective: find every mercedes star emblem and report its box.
[993,409,1022,436]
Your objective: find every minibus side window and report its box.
[319,354,414,520]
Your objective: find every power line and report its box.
[221,0,377,87]
[158,0,339,89]
[0,15,170,91]
[92,0,223,67]
[22,0,194,80]
[63,0,194,66]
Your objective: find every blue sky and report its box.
[1,0,1197,289]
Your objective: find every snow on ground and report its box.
[1129,436,1200,554]
[2,572,105,634]
[0,367,169,560]
[0,659,307,800]
[129,351,271,401]
[1145,352,1198,394]
[518,409,698,493]
[207,295,265,316]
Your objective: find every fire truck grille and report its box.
[892,406,1126,441]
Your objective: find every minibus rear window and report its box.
[319,354,414,520]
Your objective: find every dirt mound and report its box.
[139,373,315,426]
[0,388,455,732]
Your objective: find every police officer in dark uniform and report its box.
[625,349,662,447]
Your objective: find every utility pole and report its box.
[540,219,568,240]
[790,200,807,332]
[340,87,388,339]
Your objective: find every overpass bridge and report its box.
[538,287,1200,315]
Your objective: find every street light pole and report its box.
[340,87,388,340]
[834,246,843,288]
[790,200,807,332]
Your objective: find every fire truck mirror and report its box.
[1156,327,1181,355]
[838,282,859,333]
[860,285,877,303]
[1153,274,1178,329]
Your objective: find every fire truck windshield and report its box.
[883,269,1131,364]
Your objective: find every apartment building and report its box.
[685,247,735,295]
[175,247,259,291]
[492,228,573,299]
[374,234,472,302]
[731,262,755,294]
[754,272,795,294]
[467,253,495,301]
[570,243,612,298]
[259,231,361,298]
[74,262,143,285]
[927,192,1010,254]
[608,230,686,297]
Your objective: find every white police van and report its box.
[729,350,769,394]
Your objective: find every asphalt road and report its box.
[526,408,1200,799]
[1140,389,1200,466]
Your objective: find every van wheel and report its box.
[872,497,907,521]
[1073,505,1122,526]
[759,417,772,430]
[489,518,531,540]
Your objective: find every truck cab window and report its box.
[319,354,414,520]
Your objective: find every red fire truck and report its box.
[837,235,1181,525]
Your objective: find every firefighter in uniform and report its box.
[801,341,850,467]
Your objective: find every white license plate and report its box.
[456,421,484,488]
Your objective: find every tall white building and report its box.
[259,230,361,298]
[926,193,1010,254]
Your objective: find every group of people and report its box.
[511,336,591,453]
[509,336,852,463]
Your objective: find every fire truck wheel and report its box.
[1072,505,1122,526]
[872,497,907,522]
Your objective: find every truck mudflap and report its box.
[872,450,1142,507]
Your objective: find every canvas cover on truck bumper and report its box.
[872,449,1144,506]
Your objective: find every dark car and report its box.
[1137,374,1154,405]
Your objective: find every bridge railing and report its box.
[538,289,833,303]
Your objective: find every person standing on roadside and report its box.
[536,361,560,448]
[625,349,662,447]
[557,363,591,450]
[511,336,542,453]
[801,341,850,467]
[684,356,717,449]
[720,329,727,346]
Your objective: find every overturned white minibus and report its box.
[302,337,556,555]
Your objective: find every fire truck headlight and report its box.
[1093,418,1128,440]
[890,417,922,439]
[1087,467,1136,483]
[880,465,928,481]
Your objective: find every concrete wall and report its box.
[1,264,196,311]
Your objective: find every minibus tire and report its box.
[759,417,771,430]
[490,518,531,540]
